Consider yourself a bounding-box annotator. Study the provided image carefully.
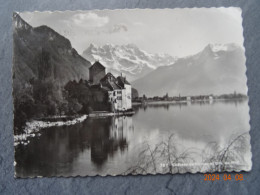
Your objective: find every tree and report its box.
[164,93,169,100]
[131,88,139,99]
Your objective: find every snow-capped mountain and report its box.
[82,43,178,81]
[132,43,247,97]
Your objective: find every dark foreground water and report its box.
[15,100,251,177]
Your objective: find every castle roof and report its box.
[100,72,115,82]
[100,73,122,90]
[108,81,121,90]
[89,61,105,70]
[117,76,130,87]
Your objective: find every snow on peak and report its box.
[209,44,228,52]
[82,43,178,81]
[125,43,138,48]
[208,43,241,53]
[89,43,97,48]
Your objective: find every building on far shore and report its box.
[89,61,132,111]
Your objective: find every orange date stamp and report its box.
[204,174,244,181]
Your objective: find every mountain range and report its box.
[13,13,247,100]
[132,43,247,97]
[82,43,177,81]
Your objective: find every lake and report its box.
[15,99,251,177]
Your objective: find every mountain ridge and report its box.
[13,13,93,132]
[132,43,247,97]
[13,13,91,97]
[82,43,178,81]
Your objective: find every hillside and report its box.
[13,13,91,97]
[132,43,247,97]
[13,13,91,132]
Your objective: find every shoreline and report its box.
[132,98,247,105]
[89,111,135,118]
[14,115,88,146]
[14,111,135,146]
[13,98,246,146]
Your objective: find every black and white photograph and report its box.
[13,8,251,177]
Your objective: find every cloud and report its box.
[110,24,128,33]
[133,22,144,26]
[71,12,109,27]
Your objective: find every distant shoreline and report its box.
[132,97,247,105]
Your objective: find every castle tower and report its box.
[89,61,106,85]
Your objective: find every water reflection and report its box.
[15,116,134,177]
[15,99,250,177]
[134,99,246,113]
[89,117,133,167]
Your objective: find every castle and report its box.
[89,61,132,111]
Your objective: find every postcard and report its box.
[13,8,251,177]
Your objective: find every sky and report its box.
[20,8,244,57]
